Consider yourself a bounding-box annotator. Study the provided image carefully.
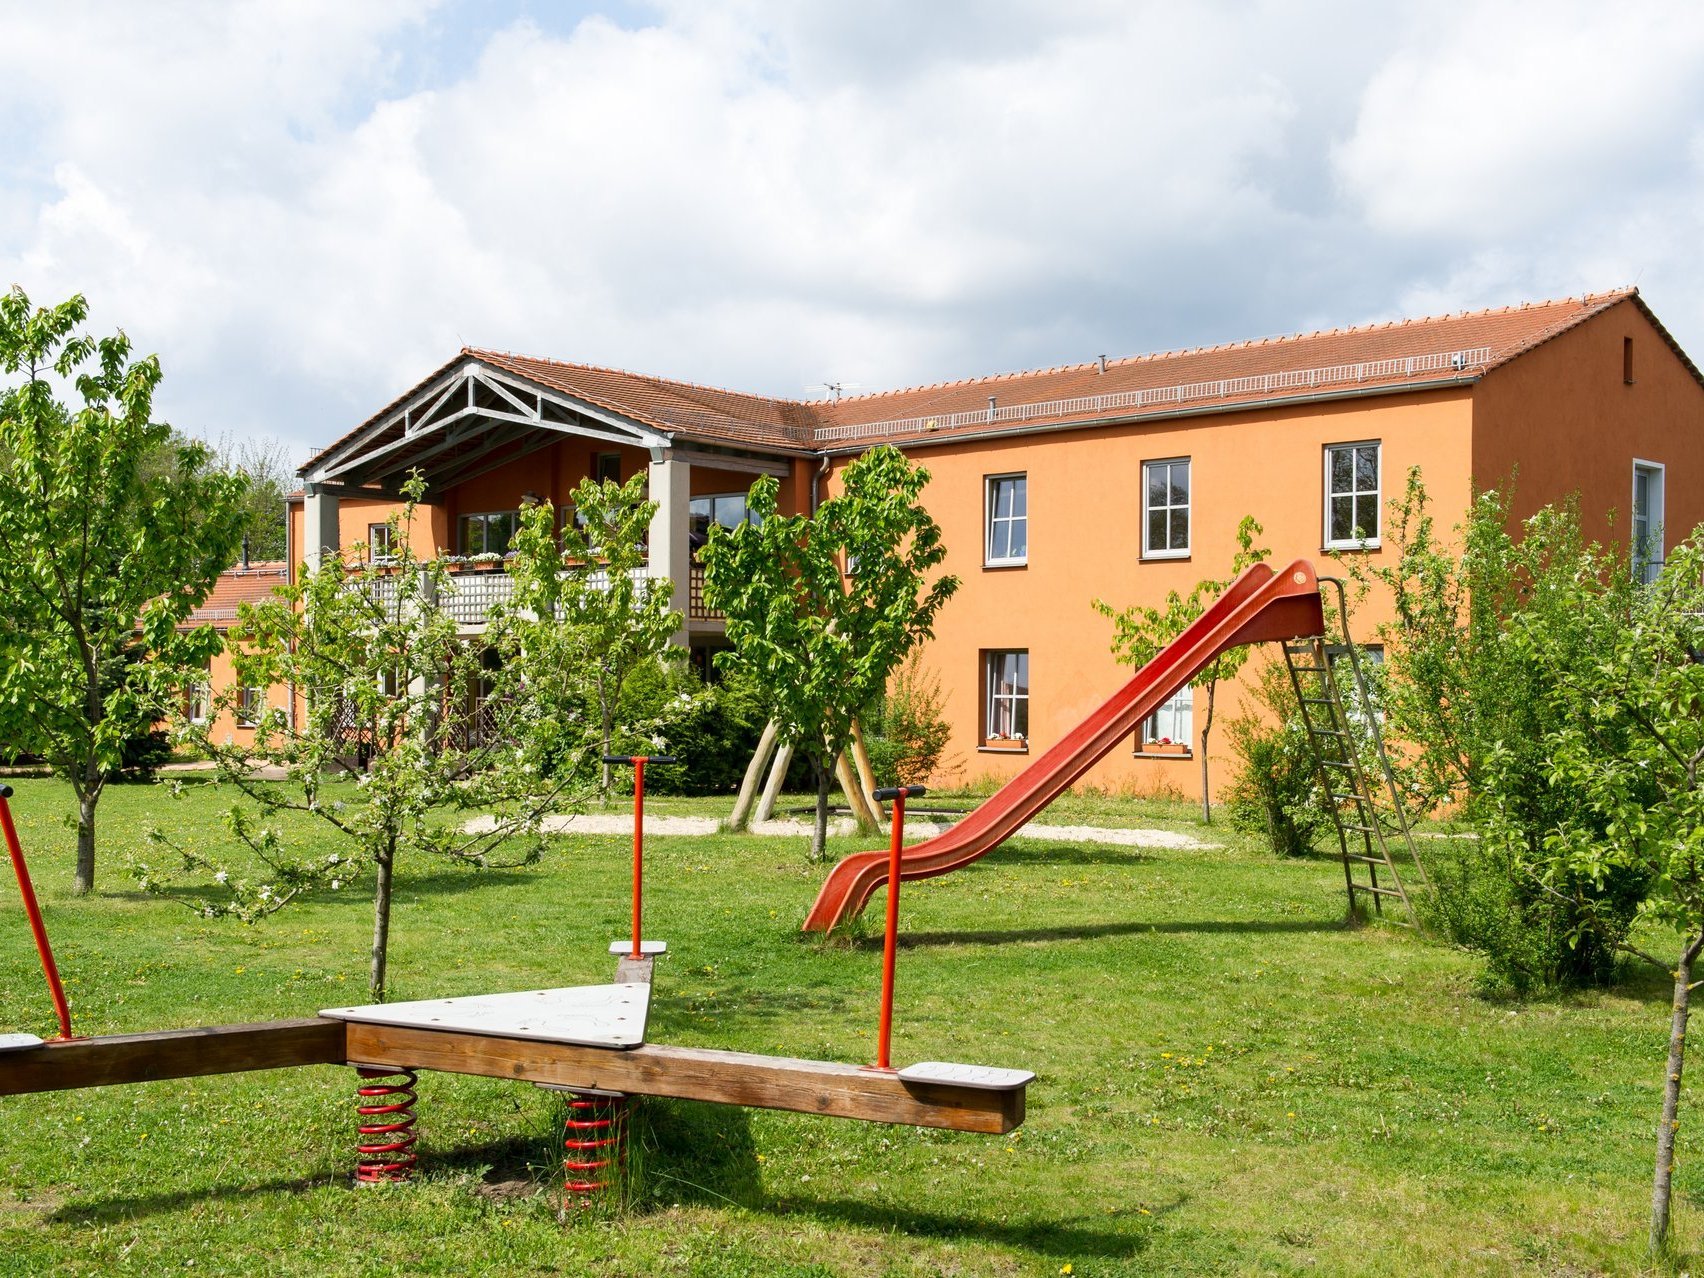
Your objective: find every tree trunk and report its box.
[811,756,831,863]
[729,720,779,832]
[1198,677,1218,826]
[600,697,615,797]
[1651,933,1704,1254]
[73,772,100,896]
[369,850,396,1003]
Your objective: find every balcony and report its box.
[360,560,706,630]
[689,560,723,623]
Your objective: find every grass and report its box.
[0,775,1693,1275]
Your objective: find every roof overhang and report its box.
[300,357,673,498]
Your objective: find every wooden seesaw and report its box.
[0,769,1031,1203]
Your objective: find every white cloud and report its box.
[0,0,1701,464]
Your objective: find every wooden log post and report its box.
[728,720,779,832]
[754,741,793,824]
[850,720,885,823]
[835,751,882,833]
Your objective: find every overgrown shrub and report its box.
[864,651,954,787]
[1349,471,1648,991]
[610,659,770,796]
[1223,657,1329,856]
[113,728,173,782]
[1419,836,1646,996]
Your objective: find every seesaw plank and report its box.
[0,1019,347,1096]
[343,1021,1027,1134]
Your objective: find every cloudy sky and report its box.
[3,0,1701,465]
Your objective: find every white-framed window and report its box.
[985,474,1028,566]
[236,686,266,728]
[367,522,395,562]
[1140,685,1193,749]
[983,650,1029,746]
[458,511,519,556]
[182,660,211,725]
[1634,459,1666,585]
[1324,442,1381,548]
[1142,458,1190,559]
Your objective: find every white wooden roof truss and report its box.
[305,361,669,491]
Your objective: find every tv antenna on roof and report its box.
[805,381,862,402]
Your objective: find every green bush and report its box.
[610,659,769,796]
[861,734,905,789]
[863,652,953,787]
[1223,657,1329,857]
[1350,472,1652,992]
[1419,837,1646,996]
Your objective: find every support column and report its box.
[303,484,342,575]
[646,450,692,644]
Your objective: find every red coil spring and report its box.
[562,1091,628,1209]
[354,1066,419,1183]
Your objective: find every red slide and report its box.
[802,559,1328,933]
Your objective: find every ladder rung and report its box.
[1312,728,1349,739]
[1342,823,1380,835]
[1350,884,1408,900]
[1301,697,1338,707]
[1288,664,1327,674]
[1329,792,1372,804]
[1320,760,1354,770]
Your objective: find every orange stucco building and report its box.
[287,289,1704,799]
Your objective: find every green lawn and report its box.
[0,775,1691,1275]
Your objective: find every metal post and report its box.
[603,756,677,960]
[0,785,75,1041]
[871,785,926,1071]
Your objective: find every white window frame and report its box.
[366,522,395,563]
[1141,458,1191,560]
[184,661,211,726]
[982,650,1029,747]
[1633,458,1666,585]
[236,686,266,728]
[984,474,1028,567]
[1323,441,1382,550]
[1140,685,1193,749]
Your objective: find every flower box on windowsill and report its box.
[1134,740,1192,759]
[980,734,1028,754]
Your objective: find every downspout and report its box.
[810,453,830,514]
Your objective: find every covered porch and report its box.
[296,353,811,640]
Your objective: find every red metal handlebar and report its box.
[873,786,926,1070]
[0,786,75,1041]
[601,757,677,960]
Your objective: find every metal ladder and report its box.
[1281,577,1427,920]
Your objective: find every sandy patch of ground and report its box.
[465,811,1215,849]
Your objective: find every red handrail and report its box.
[602,756,678,960]
[0,785,75,1041]
[871,785,926,1071]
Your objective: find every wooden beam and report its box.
[344,1023,1025,1134]
[0,1019,347,1096]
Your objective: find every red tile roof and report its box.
[471,350,820,449]
[311,289,1665,473]
[183,563,289,628]
[813,289,1641,446]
